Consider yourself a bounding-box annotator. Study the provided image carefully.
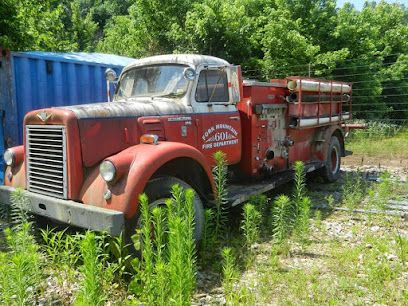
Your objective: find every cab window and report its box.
[195,69,229,102]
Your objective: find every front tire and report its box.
[125,176,205,245]
[320,136,341,183]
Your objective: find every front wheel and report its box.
[319,136,341,183]
[125,176,205,246]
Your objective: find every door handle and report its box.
[229,116,240,120]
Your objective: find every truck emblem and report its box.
[37,111,52,122]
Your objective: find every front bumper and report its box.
[0,186,124,236]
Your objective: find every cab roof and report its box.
[123,54,229,72]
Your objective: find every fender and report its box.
[80,141,215,219]
[311,125,345,162]
[321,126,345,159]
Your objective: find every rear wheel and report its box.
[320,136,341,183]
[125,176,204,248]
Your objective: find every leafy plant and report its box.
[104,233,133,281]
[222,247,256,305]
[292,161,306,219]
[395,231,408,263]
[9,188,31,227]
[0,222,42,306]
[212,151,229,240]
[241,203,261,251]
[221,247,238,304]
[151,206,167,305]
[200,208,215,263]
[167,185,196,305]
[325,194,335,209]
[342,171,364,210]
[75,231,106,306]
[294,197,312,247]
[130,185,197,305]
[41,227,80,267]
[248,194,269,231]
[271,195,292,243]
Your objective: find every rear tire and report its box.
[125,176,204,247]
[320,136,341,183]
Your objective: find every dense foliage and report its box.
[0,0,407,120]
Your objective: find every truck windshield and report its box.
[115,64,189,100]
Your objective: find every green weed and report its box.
[74,231,106,306]
[200,208,215,264]
[0,190,42,305]
[248,194,269,230]
[212,151,229,240]
[130,185,197,305]
[221,247,256,305]
[294,197,311,247]
[271,195,292,243]
[9,188,31,226]
[241,203,261,250]
[167,185,196,305]
[342,171,364,210]
[41,227,80,267]
[0,222,42,306]
[222,247,238,303]
[292,161,306,218]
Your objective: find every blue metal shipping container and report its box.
[0,49,135,183]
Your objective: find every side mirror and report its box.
[105,68,117,82]
[105,68,118,102]
[227,65,242,104]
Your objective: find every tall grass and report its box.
[271,195,292,243]
[342,171,365,210]
[41,227,80,268]
[241,203,261,251]
[129,185,197,305]
[292,161,306,218]
[9,188,31,226]
[200,208,215,264]
[167,185,196,305]
[0,190,42,305]
[74,232,106,306]
[222,247,238,303]
[349,121,403,140]
[212,151,229,240]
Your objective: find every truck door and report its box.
[191,66,242,166]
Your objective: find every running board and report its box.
[227,162,322,207]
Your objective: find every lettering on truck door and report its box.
[191,67,241,165]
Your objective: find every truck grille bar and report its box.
[26,125,68,199]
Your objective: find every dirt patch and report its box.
[343,154,408,172]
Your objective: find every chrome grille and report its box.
[26,125,67,198]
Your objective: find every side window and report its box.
[195,69,229,102]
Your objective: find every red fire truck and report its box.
[0,54,351,238]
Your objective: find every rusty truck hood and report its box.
[25,100,191,169]
[63,100,191,167]
[60,100,190,119]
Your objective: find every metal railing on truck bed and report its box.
[278,77,352,128]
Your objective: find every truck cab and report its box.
[0,54,351,238]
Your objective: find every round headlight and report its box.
[4,149,15,166]
[99,160,116,182]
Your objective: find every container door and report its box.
[0,49,12,184]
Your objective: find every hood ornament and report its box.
[37,111,52,122]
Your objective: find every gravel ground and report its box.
[1,157,407,305]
